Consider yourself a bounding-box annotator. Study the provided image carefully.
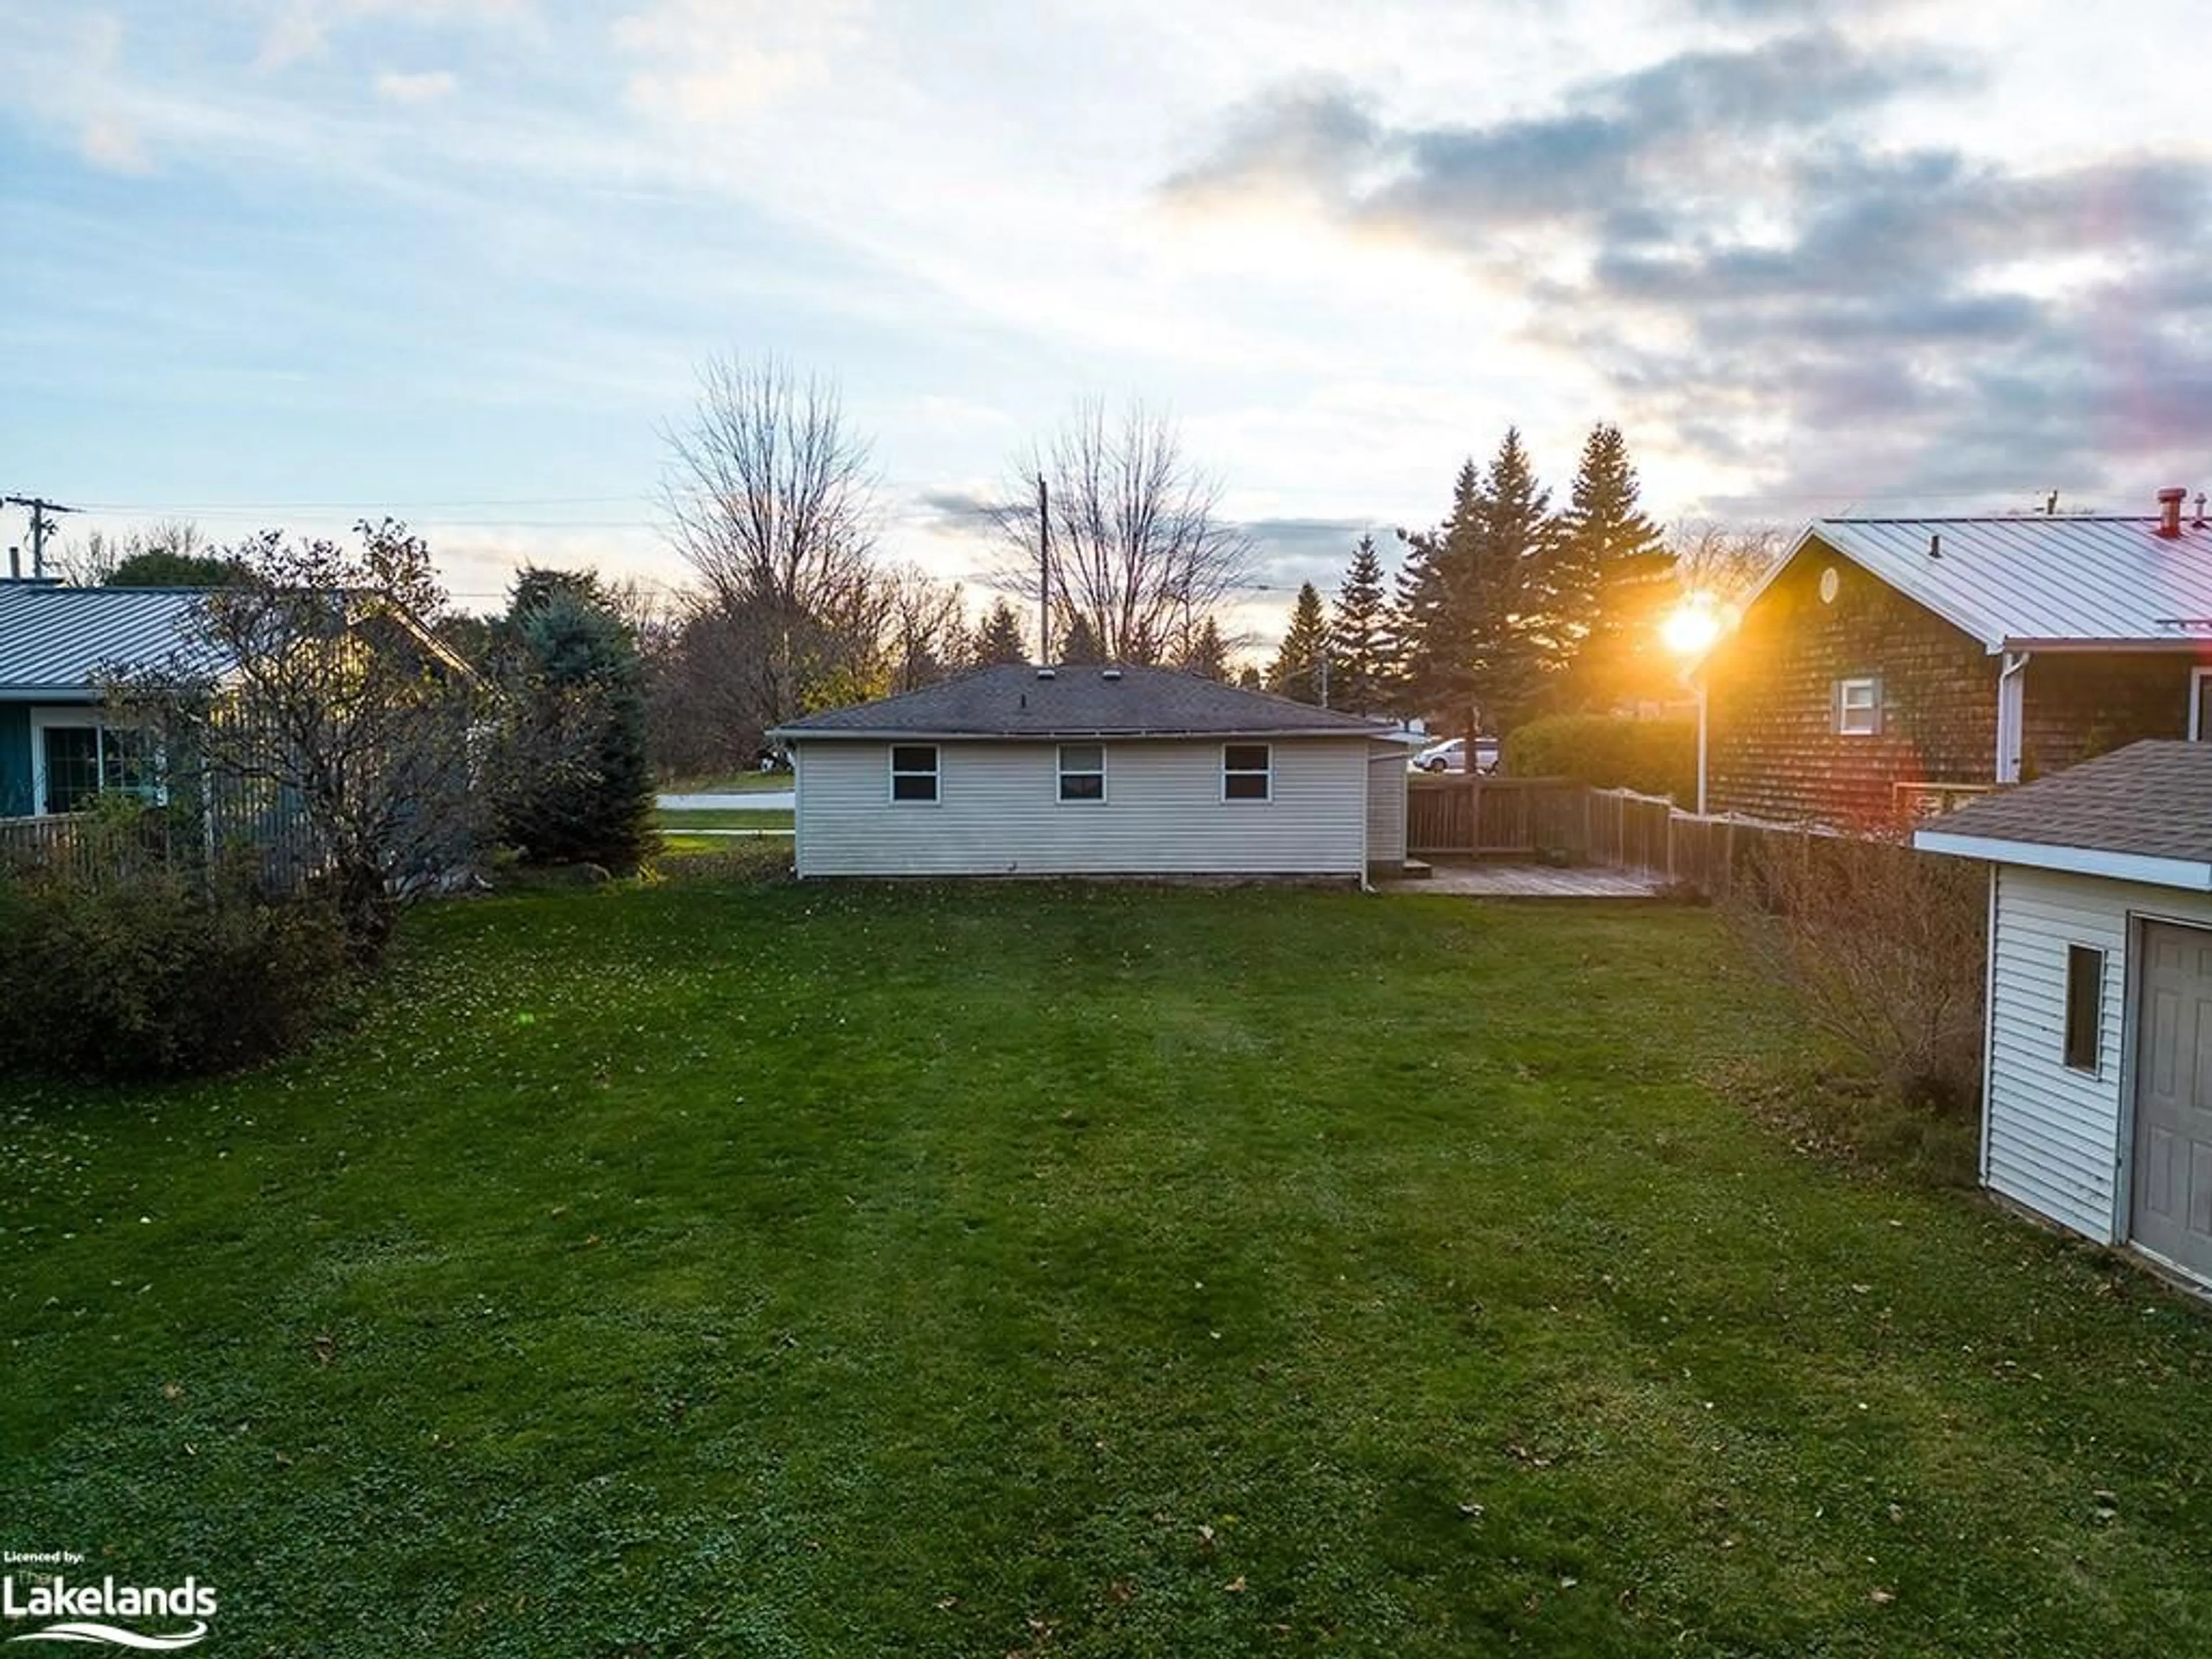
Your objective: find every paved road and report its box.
[658,791,795,812]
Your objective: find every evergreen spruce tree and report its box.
[1268,582,1333,704]
[1463,427,1558,736]
[1234,663,1264,691]
[494,568,658,872]
[1558,423,1672,709]
[1392,459,1484,721]
[1330,533,1392,714]
[1177,615,1231,681]
[1058,612,1105,665]
[969,598,1030,666]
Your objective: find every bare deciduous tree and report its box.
[989,399,1253,665]
[881,565,969,694]
[657,355,887,727]
[1668,519,1788,602]
[106,521,489,961]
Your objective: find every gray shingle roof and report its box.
[1918,741,2212,864]
[0,584,217,698]
[772,664,1400,739]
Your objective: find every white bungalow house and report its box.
[1915,740,2212,1287]
[770,664,1414,882]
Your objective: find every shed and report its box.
[1916,741,2212,1285]
[770,664,1414,881]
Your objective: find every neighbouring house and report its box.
[1692,491,2212,826]
[0,582,217,817]
[1916,741,2212,1287]
[770,663,1415,881]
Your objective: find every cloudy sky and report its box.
[5,0,2209,635]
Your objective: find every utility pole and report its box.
[1036,473,1051,665]
[3,496,77,579]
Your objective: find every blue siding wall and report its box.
[0,704,29,816]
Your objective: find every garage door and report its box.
[2133,922,2212,1281]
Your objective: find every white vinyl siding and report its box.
[1983,867,2212,1243]
[792,737,1370,877]
[1366,748,1407,866]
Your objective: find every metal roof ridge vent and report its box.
[1101,666,1123,680]
[1036,665,1057,679]
[2158,486,2187,539]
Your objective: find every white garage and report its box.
[1917,741,2212,1286]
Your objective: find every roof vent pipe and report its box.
[1927,532,1941,559]
[2158,486,2187,539]
[2196,493,2207,528]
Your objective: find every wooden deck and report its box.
[1380,859,1666,899]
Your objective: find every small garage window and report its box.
[2063,944,2103,1071]
[1058,744,1105,802]
[889,744,939,803]
[1836,677,1881,736]
[1223,743,1272,801]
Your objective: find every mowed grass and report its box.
[6,883,2212,1657]
[658,808,796,832]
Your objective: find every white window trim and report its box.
[1836,676,1881,737]
[2190,666,2212,740]
[28,706,164,817]
[1222,741,1274,803]
[1056,743,1107,804]
[887,743,941,806]
[2062,942,2105,1076]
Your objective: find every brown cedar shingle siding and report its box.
[1705,548,1995,824]
[2019,653,2192,779]
[1706,539,2207,825]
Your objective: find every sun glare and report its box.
[1660,598,1725,658]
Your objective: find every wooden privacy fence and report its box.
[1408,776,1866,902]
[1407,776,1588,857]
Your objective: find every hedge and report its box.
[1505,713,1697,803]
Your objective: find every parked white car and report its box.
[1411,737,1501,774]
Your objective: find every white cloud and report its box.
[612,0,868,120]
[255,0,533,73]
[78,111,151,173]
[374,69,459,103]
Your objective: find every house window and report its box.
[1836,677,1881,736]
[33,715,160,815]
[2063,944,2103,1072]
[2191,668,2212,741]
[1058,743,1105,802]
[1223,743,1272,801]
[889,744,939,803]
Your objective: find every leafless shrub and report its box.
[1722,832,1986,1114]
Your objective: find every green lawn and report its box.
[658,808,796,833]
[6,881,2212,1656]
